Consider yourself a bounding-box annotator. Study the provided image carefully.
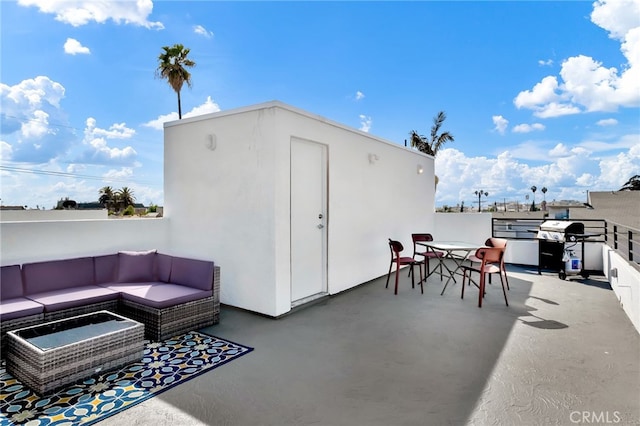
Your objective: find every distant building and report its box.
[546,200,585,219]
[570,191,640,230]
[77,202,104,209]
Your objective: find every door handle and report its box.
[317,224,324,229]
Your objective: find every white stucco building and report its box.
[163,101,435,317]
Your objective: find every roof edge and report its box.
[163,100,433,159]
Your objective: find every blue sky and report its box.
[1,0,639,209]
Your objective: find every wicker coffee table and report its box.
[6,310,144,395]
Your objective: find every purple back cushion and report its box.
[94,254,119,284]
[1,265,24,300]
[170,256,214,291]
[23,257,95,294]
[117,250,157,283]
[156,254,172,283]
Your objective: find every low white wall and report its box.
[0,218,168,266]
[0,209,107,222]
[433,213,492,245]
[602,246,640,333]
[505,240,604,271]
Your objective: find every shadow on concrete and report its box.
[100,265,639,426]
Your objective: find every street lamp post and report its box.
[474,190,488,212]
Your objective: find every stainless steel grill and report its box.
[535,221,590,280]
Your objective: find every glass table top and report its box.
[13,311,139,351]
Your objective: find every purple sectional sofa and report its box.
[1,251,220,351]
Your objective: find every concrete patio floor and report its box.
[99,265,640,426]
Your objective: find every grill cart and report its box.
[534,221,599,280]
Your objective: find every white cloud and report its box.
[0,76,75,162]
[103,167,134,180]
[512,123,545,133]
[85,118,135,139]
[48,179,100,205]
[596,118,618,126]
[591,0,640,40]
[595,143,640,188]
[579,132,640,152]
[84,137,137,162]
[355,91,365,101]
[194,24,213,38]
[576,173,595,186]
[143,111,177,131]
[63,38,90,55]
[514,76,562,110]
[538,59,554,66]
[559,54,622,112]
[359,115,372,132]
[548,143,570,157]
[79,118,137,165]
[66,163,85,173]
[1,76,65,109]
[21,110,50,139]
[515,0,640,118]
[434,133,640,206]
[142,96,221,130]
[17,0,164,29]
[534,102,582,119]
[492,115,508,134]
[0,141,13,160]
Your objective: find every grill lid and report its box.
[536,221,585,242]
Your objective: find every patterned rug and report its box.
[0,331,253,425]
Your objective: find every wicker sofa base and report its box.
[119,296,218,341]
[0,313,45,355]
[117,265,220,341]
[44,299,119,322]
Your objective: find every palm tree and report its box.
[530,186,537,211]
[156,44,196,119]
[409,111,455,156]
[116,187,135,210]
[620,175,640,191]
[541,187,547,201]
[99,186,115,211]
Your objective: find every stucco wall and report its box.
[603,246,640,333]
[272,107,434,304]
[164,107,280,316]
[0,209,107,222]
[0,218,168,266]
[433,213,492,245]
[164,102,435,317]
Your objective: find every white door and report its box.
[290,138,328,305]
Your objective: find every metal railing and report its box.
[491,218,607,241]
[605,221,639,266]
[491,217,639,268]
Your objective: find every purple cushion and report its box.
[1,265,23,300]
[118,283,212,309]
[170,257,214,291]
[0,297,44,321]
[27,285,119,313]
[102,282,162,293]
[94,254,118,284]
[117,250,157,283]
[156,254,172,283]
[22,257,95,294]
